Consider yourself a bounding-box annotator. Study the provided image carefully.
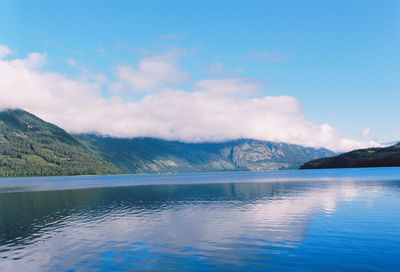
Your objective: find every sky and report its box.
[0,0,399,152]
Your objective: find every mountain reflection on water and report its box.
[0,169,400,271]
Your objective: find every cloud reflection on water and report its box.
[0,178,395,271]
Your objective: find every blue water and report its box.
[0,168,400,271]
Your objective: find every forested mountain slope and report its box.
[300,143,400,169]
[0,109,121,177]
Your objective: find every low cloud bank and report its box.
[0,45,379,152]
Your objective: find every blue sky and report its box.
[0,0,399,149]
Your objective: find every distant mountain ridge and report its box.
[0,109,336,177]
[300,143,400,169]
[76,135,335,173]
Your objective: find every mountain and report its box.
[0,109,121,177]
[0,109,336,177]
[77,134,335,173]
[300,143,400,169]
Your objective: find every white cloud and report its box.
[362,127,371,137]
[114,51,190,92]
[66,58,108,84]
[0,45,380,152]
[0,45,12,59]
[205,62,245,77]
[195,78,265,97]
[206,62,224,75]
[9,52,46,69]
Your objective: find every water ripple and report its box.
[0,170,400,271]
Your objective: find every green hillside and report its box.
[300,143,400,169]
[77,135,335,173]
[0,109,121,177]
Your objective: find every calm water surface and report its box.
[1,168,400,271]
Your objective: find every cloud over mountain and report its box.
[0,45,379,152]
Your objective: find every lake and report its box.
[1,168,400,271]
